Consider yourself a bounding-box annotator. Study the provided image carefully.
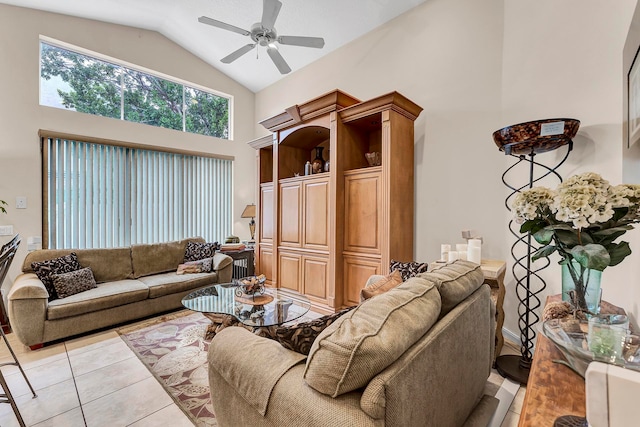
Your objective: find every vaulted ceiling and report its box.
[1,0,428,92]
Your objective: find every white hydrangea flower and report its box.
[512,187,555,222]
[551,173,614,229]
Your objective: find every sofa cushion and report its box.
[47,279,149,320]
[31,253,82,301]
[274,306,357,355]
[131,237,204,278]
[139,271,219,298]
[184,241,219,262]
[178,257,213,274]
[360,269,403,301]
[51,267,98,299]
[389,259,428,281]
[422,260,484,316]
[24,248,134,283]
[304,276,442,397]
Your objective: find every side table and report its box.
[481,259,506,361]
[220,248,255,279]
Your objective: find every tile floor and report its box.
[0,318,525,427]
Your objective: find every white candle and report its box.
[468,246,481,264]
[441,244,451,261]
[468,238,482,248]
[458,251,468,261]
[447,251,459,263]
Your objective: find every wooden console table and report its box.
[518,296,627,426]
[220,248,255,279]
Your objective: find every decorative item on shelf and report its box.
[304,161,312,176]
[440,244,451,262]
[467,239,482,264]
[513,172,640,316]
[492,117,578,385]
[587,314,629,364]
[324,150,330,172]
[234,274,267,297]
[365,151,381,166]
[311,146,325,174]
[240,204,257,242]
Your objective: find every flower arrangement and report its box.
[512,172,640,313]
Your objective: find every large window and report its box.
[40,40,231,139]
[43,133,233,249]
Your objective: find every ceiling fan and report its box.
[198,0,325,74]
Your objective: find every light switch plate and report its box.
[0,225,13,236]
[16,196,27,209]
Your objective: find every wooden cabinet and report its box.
[249,90,422,313]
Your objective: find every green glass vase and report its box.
[561,259,602,315]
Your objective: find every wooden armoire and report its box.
[248,90,422,313]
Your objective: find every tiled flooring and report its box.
[0,318,525,427]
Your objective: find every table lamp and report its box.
[241,204,256,242]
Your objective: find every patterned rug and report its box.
[118,311,217,427]
[118,310,510,427]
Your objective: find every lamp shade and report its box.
[241,204,256,218]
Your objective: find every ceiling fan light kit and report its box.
[198,0,325,74]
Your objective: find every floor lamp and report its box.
[492,118,579,384]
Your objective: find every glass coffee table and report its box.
[182,283,311,339]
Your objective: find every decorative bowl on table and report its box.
[492,118,580,156]
[542,318,640,377]
[234,274,266,297]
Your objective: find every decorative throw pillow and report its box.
[183,241,219,262]
[51,267,97,299]
[176,263,203,274]
[31,252,82,301]
[360,269,403,301]
[275,306,357,355]
[389,259,428,281]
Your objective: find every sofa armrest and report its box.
[208,326,306,415]
[8,273,48,347]
[212,253,233,283]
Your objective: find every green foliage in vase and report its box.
[513,172,640,271]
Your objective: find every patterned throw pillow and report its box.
[389,259,428,281]
[274,306,357,355]
[183,241,219,262]
[51,267,97,299]
[32,253,82,301]
[360,269,403,301]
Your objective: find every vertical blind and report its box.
[44,136,233,249]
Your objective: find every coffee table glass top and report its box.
[182,283,311,327]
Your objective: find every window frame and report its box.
[39,36,234,141]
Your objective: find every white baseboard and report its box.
[502,327,521,347]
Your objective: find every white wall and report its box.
[0,5,256,296]
[255,0,640,339]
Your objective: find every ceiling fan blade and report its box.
[221,44,256,63]
[198,16,250,36]
[277,35,325,49]
[261,0,282,30]
[267,47,291,74]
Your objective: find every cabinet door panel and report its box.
[258,246,273,285]
[278,252,301,292]
[279,183,301,246]
[302,256,327,300]
[304,179,329,249]
[344,173,381,254]
[260,185,274,242]
[343,257,381,307]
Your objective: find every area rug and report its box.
[118,311,511,427]
[118,311,217,427]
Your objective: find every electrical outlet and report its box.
[0,225,13,236]
[16,196,27,209]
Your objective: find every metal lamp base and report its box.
[495,354,530,385]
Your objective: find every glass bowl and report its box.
[542,318,640,377]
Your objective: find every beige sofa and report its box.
[8,237,233,348]
[207,260,498,427]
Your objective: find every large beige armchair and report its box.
[207,260,499,426]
